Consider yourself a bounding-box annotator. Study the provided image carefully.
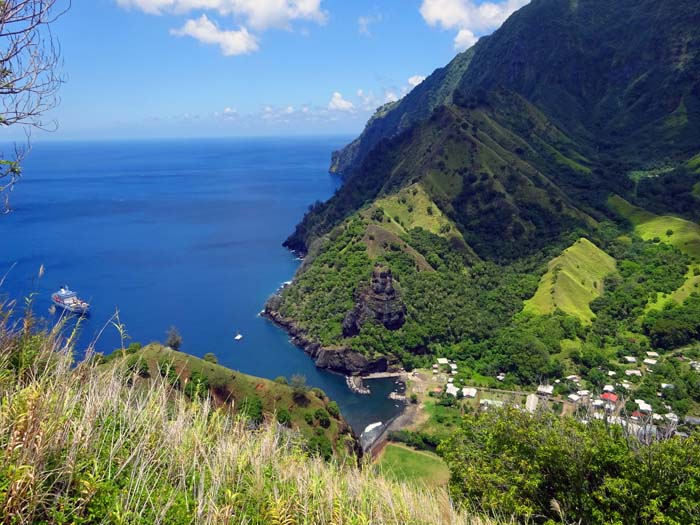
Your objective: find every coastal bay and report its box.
[0,138,405,433]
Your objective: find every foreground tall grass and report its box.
[0,310,493,524]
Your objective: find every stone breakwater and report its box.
[346,375,371,395]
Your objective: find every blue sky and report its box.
[7,0,528,140]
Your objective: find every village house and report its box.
[462,387,477,398]
[446,383,459,397]
[601,392,618,404]
[537,384,554,396]
[635,399,653,413]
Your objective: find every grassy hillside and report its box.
[287,95,600,261]
[609,195,700,259]
[370,184,466,245]
[0,319,495,525]
[609,195,700,311]
[523,238,616,322]
[103,344,353,460]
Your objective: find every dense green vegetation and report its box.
[330,0,700,184]
[100,343,353,461]
[279,0,700,422]
[0,316,493,525]
[440,407,700,524]
[276,202,700,416]
[644,295,700,351]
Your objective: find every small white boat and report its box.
[234,331,243,341]
[363,421,383,434]
[51,285,89,315]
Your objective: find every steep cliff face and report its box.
[329,48,476,176]
[291,0,700,259]
[342,266,406,337]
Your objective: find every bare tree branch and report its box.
[0,0,69,210]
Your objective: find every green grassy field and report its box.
[418,397,465,442]
[523,238,616,322]
[377,443,450,488]
[608,195,700,312]
[371,183,466,244]
[608,195,700,259]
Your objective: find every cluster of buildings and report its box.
[431,352,696,434]
[620,351,660,377]
[433,358,480,399]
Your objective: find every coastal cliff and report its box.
[262,305,394,376]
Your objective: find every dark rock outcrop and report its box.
[262,307,394,376]
[342,266,406,337]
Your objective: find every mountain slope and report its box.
[332,0,700,179]
[104,344,354,460]
[287,92,605,260]
[523,238,616,322]
[329,49,476,175]
[275,0,700,387]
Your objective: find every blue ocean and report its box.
[0,138,404,432]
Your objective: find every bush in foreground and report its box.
[440,407,700,524]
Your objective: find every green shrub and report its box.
[314,408,331,428]
[240,396,264,424]
[326,401,340,418]
[276,407,291,426]
[125,355,149,378]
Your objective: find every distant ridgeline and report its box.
[269,0,700,416]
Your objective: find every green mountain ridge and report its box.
[275,0,700,393]
[330,0,700,181]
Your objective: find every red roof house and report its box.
[601,392,618,403]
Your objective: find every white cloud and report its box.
[419,0,528,49]
[223,106,236,114]
[408,75,426,88]
[117,0,327,30]
[171,15,259,56]
[384,91,399,104]
[454,28,478,50]
[328,92,355,112]
[358,14,382,36]
[118,0,327,57]
[357,89,378,110]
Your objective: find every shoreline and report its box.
[261,306,396,376]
